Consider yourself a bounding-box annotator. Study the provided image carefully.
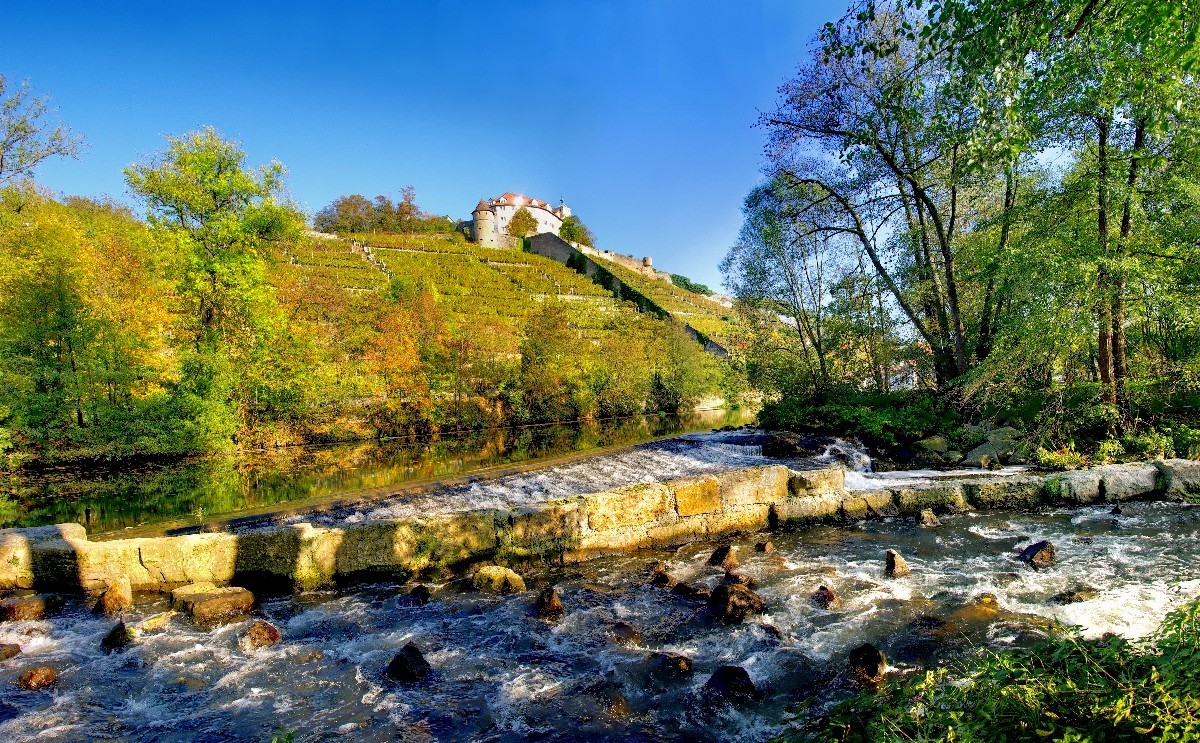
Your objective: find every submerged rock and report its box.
[652,651,693,678]
[0,593,64,622]
[535,586,564,620]
[1018,540,1056,569]
[408,584,433,606]
[244,619,282,649]
[754,541,775,553]
[1052,587,1099,605]
[17,665,57,690]
[708,583,767,624]
[472,565,526,594]
[610,621,642,646]
[587,682,630,718]
[386,642,431,682]
[671,582,711,602]
[885,549,911,577]
[648,570,677,589]
[101,621,132,653]
[848,643,887,686]
[811,585,841,609]
[707,545,739,571]
[0,643,21,662]
[135,611,177,635]
[171,583,254,626]
[94,576,133,617]
[917,509,941,527]
[702,665,758,702]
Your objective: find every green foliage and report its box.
[799,599,1200,743]
[558,214,594,246]
[1096,438,1126,463]
[759,390,961,447]
[506,206,538,238]
[313,186,449,235]
[670,273,712,296]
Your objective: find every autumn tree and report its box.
[0,75,84,184]
[507,206,539,238]
[558,214,595,246]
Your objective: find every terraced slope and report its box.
[587,254,739,347]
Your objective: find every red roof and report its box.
[492,192,552,209]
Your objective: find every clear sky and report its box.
[3,1,839,290]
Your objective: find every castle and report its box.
[467,192,673,283]
[469,192,571,248]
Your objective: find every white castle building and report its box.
[469,192,571,248]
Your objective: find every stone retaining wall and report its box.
[3,460,1198,596]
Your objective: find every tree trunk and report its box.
[1095,114,1117,406]
[1111,118,1146,411]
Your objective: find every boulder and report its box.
[723,571,758,589]
[915,435,950,454]
[1098,463,1161,502]
[244,619,282,650]
[754,541,774,553]
[652,651,693,678]
[135,611,177,635]
[702,665,758,702]
[386,642,432,682]
[707,545,739,571]
[648,570,677,589]
[671,582,711,602]
[0,643,21,662]
[591,683,629,718]
[1155,459,1200,499]
[93,576,133,617]
[848,643,887,686]
[472,565,526,595]
[17,665,57,690]
[0,593,64,622]
[101,621,132,653]
[885,549,911,577]
[708,583,767,624]
[408,584,433,606]
[535,586,564,620]
[943,450,964,465]
[610,621,642,646]
[170,583,254,626]
[811,585,841,609]
[1052,587,1098,605]
[917,509,941,527]
[1018,540,1056,569]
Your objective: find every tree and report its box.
[670,274,712,296]
[507,206,538,238]
[313,194,374,233]
[0,76,84,184]
[125,127,300,349]
[559,214,595,246]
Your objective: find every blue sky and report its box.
[4,1,838,290]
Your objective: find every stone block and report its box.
[671,475,721,517]
[1046,470,1102,504]
[170,583,254,626]
[1097,463,1162,501]
[717,466,790,508]
[772,492,843,525]
[1154,459,1200,499]
[787,467,846,499]
[498,500,584,557]
[585,483,673,532]
[892,484,969,513]
[968,475,1046,509]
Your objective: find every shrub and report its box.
[759,389,961,447]
[1035,444,1088,470]
[1123,431,1175,459]
[798,599,1200,743]
[1095,438,1126,463]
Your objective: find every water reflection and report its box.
[0,409,753,533]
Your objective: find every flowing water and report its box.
[0,410,754,534]
[4,497,1200,741]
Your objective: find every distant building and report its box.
[469,192,571,248]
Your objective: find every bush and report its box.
[1035,444,1089,470]
[1096,438,1126,463]
[799,599,1200,742]
[759,390,961,447]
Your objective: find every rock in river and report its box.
[885,549,911,577]
[610,621,642,646]
[848,643,887,686]
[652,651,693,678]
[811,585,841,609]
[0,643,21,662]
[708,583,767,624]
[0,593,64,622]
[535,586,564,620]
[17,665,57,690]
[386,642,432,682]
[707,544,739,571]
[171,583,254,626]
[244,619,282,650]
[101,621,132,653]
[472,565,526,594]
[702,665,758,703]
[1018,540,1056,569]
[671,582,711,602]
[917,509,941,527]
[94,576,133,617]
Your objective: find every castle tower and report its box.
[472,199,497,248]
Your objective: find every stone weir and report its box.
[3,460,1199,597]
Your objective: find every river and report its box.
[0,409,754,534]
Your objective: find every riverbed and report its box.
[3,500,1198,741]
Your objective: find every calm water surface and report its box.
[0,410,753,533]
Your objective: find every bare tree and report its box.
[0,76,84,184]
